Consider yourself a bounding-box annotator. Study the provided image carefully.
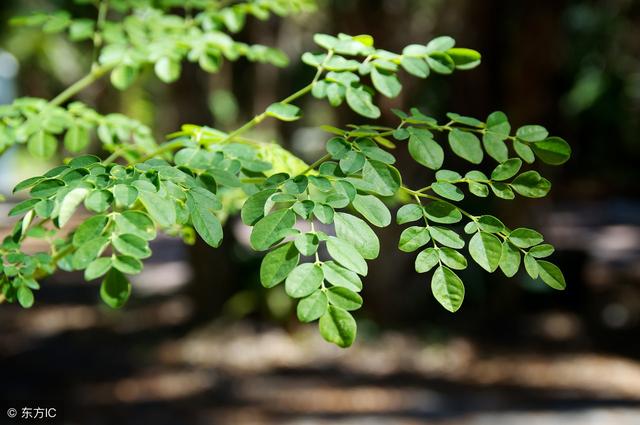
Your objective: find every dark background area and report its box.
[1,0,639,424]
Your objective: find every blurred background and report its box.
[1,0,640,424]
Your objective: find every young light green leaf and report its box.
[514,140,535,163]
[154,57,181,83]
[138,190,175,228]
[114,211,156,241]
[529,243,555,258]
[28,131,57,159]
[64,125,90,152]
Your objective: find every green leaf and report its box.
[64,125,90,152]
[352,194,391,227]
[294,233,319,256]
[468,231,502,272]
[242,189,277,225]
[361,160,401,196]
[499,241,521,277]
[326,236,368,276]
[529,243,555,258]
[334,212,379,260]
[297,290,328,323]
[85,190,113,213]
[397,204,423,224]
[476,215,505,233]
[113,184,138,209]
[319,305,357,348]
[536,260,566,290]
[531,137,571,165]
[112,255,143,275]
[17,286,34,308]
[100,269,131,309]
[429,226,465,249]
[8,199,39,217]
[138,190,175,228]
[431,265,465,312]
[516,125,548,142]
[73,215,108,247]
[371,67,401,98]
[322,261,362,292]
[491,158,522,181]
[250,208,296,251]
[415,247,439,273]
[400,57,429,78]
[426,52,455,74]
[446,113,484,127]
[424,201,462,224]
[408,128,443,170]
[260,242,299,288]
[432,182,464,202]
[524,253,539,279]
[110,65,138,90]
[154,57,181,83]
[439,247,468,270]
[490,182,515,199]
[509,228,543,248]
[28,131,57,159]
[186,192,223,248]
[114,211,156,241]
[326,287,362,311]
[84,257,112,281]
[285,263,323,298]
[513,140,535,163]
[346,85,381,119]
[30,179,65,198]
[425,36,456,53]
[58,187,89,227]
[447,48,481,70]
[511,171,551,198]
[398,226,431,252]
[72,236,109,269]
[266,102,301,122]
[339,151,366,174]
[113,234,151,259]
[448,129,483,164]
